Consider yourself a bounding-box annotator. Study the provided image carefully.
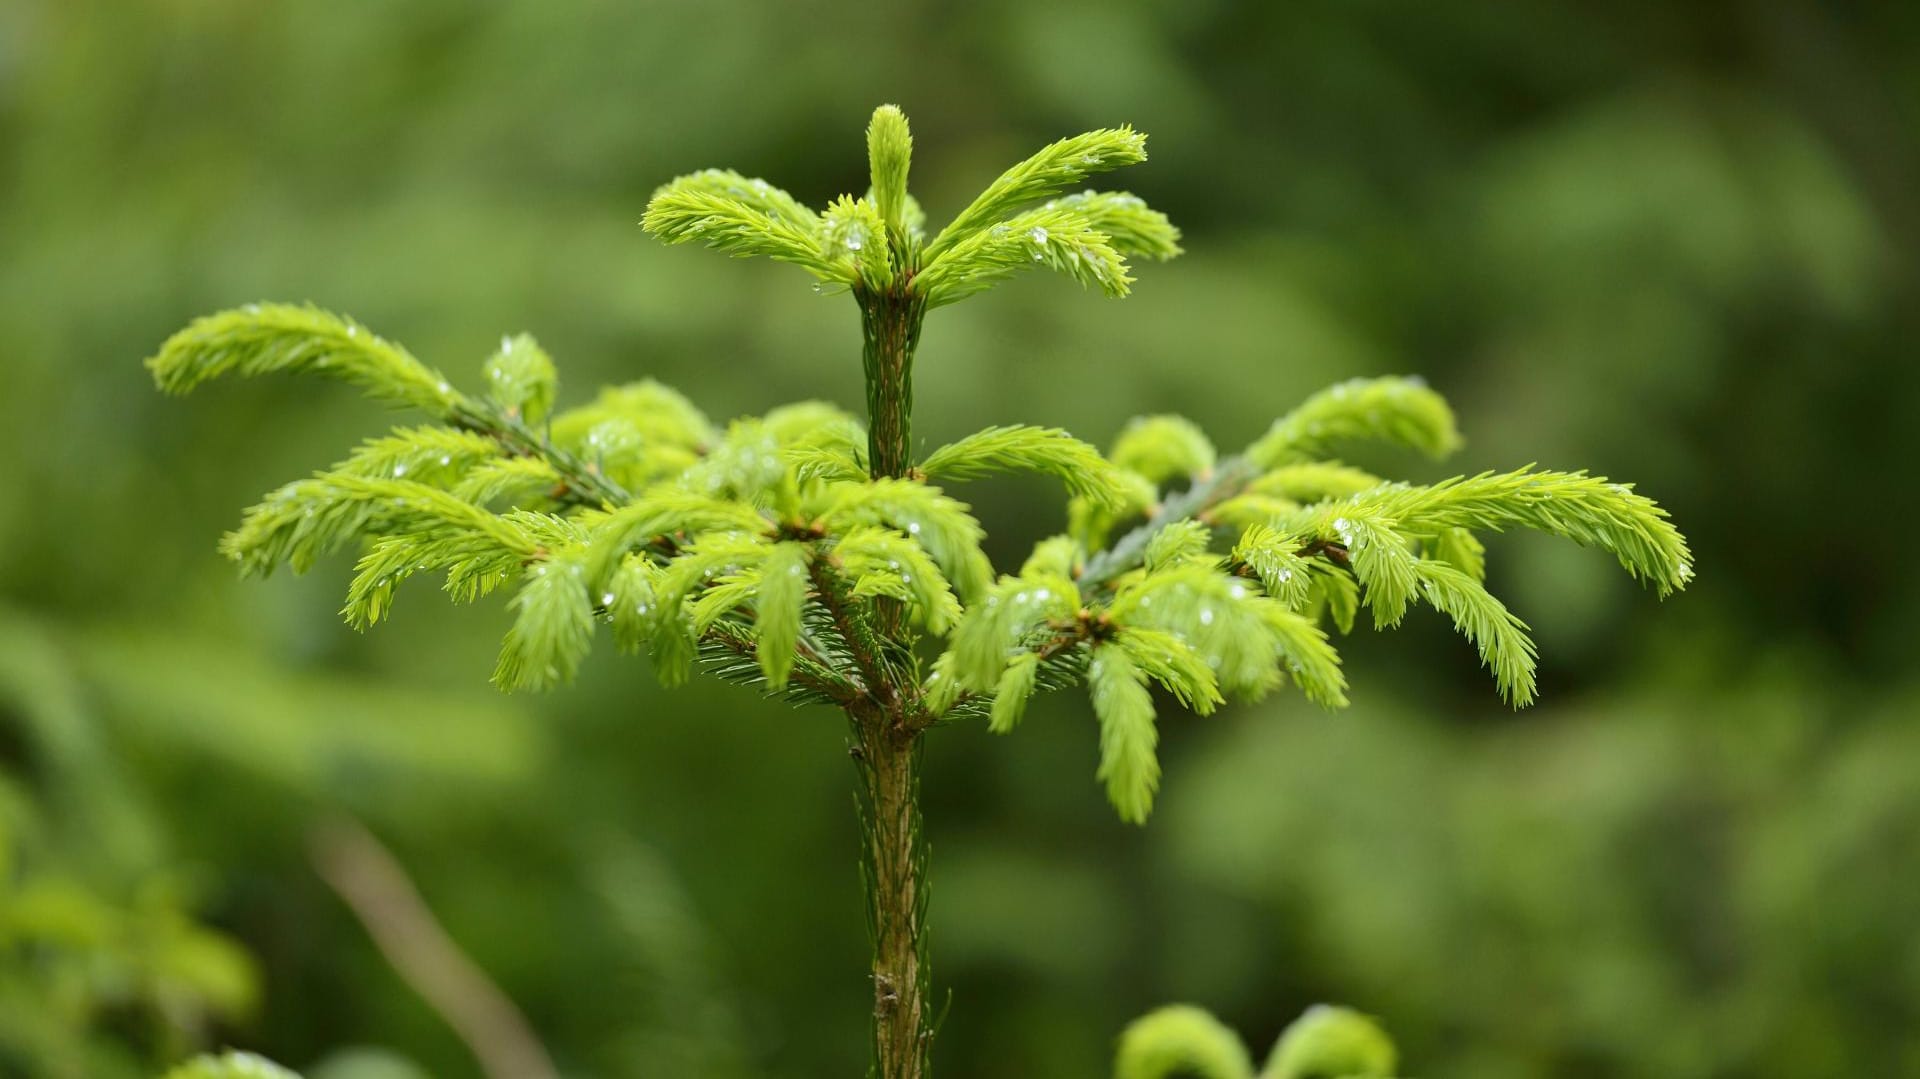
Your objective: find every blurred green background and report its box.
[3,1,1917,1076]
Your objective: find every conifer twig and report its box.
[1077,456,1258,590]
[152,105,1689,1079]
[448,398,632,507]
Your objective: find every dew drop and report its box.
[1198,606,1215,626]
[1229,583,1246,599]
[392,463,408,477]
[601,592,616,606]
[1034,587,1051,602]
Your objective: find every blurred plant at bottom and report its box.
[1116,1002,1397,1079]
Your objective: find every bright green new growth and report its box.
[1115,1004,1398,1079]
[147,105,1689,825]
[148,105,1689,1077]
[920,425,1136,508]
[643,111,1176,307]
[1114,1006,1255,1079]
[1266,1006,1399,1079]
[867,105,914,248]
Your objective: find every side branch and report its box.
[809,560,901,710]
[705,618,864,706]
[449,398,633,507]
[1077,456,1258,590]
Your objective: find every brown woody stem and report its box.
[852,284,932,1078]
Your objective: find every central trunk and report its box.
[855,710,929,1078]
[854,286,932,1079]
[861,289,924,481]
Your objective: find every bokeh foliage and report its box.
[1,1,1915,1076]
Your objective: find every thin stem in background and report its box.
[310,818,560,1079]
